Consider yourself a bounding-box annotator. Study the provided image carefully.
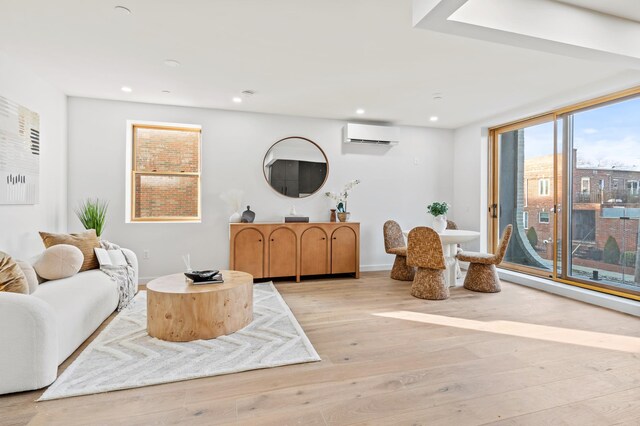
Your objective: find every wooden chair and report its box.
[383,220,415,281]
[457,225,513,293]
[407,227,448,300]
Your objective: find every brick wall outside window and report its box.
[132,125,200,220]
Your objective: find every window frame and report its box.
[488,85,640,302]
[523,211,529,229]
[538,178,550,196]
[128,122,202,223]
[627,180,639,195]
[538,211,550,224]
[581,177,590,194]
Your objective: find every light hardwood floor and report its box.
[2,271,640,425]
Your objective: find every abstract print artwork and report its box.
[0,95,40,204]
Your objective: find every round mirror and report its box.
[263,137,329,198]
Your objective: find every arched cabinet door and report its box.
[331,226,357,274]
[301,227,329,275]
[233,228,264,278]
[269,227,297,277]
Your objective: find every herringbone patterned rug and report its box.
[39,282,320,400]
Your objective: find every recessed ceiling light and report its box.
[433,92,443,101]
[163,59,181,68]
[356,108,365,115]
[114,5,132,15]
[121,86,132,93]
[161,90,171,94]
[241,90,256,96]
[430,116,439,122]
[232,97,242,103]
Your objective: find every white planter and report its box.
[432,215,447,233]
[229,212,242,223]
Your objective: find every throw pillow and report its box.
[39,229,100,272]
[0,252,29,294]
[16,260,39,294]
[34,244,84,280]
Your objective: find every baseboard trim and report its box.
[497,268,640,317]
[360,264,392,272]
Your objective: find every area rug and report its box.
[39,282,320,401]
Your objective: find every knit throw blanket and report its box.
[99,241,137,311]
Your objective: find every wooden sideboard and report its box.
[229,222,360,282]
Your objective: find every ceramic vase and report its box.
[229,212,242,223]
[337,212,351,222]
[432,215,447,233]
[330,209,337,222]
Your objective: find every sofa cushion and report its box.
[33,270,118,363]
[16,260,39,294]
[39,230,100,272]
[34,245,84,281]
[0,252,29,294]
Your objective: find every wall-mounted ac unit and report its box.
[343,123,399,145]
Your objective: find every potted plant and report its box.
[427,201,449,233]
[75,198,109,237]
[325,179,360,222]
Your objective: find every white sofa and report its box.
[0,248,138,395]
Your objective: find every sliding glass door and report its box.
[564,96,640,295]
[492,116,557,277]
[490,90,640,300]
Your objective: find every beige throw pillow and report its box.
[16,260,39,294]
[34,245,84,280]
[39,229,100,272]
[0,251,29,294]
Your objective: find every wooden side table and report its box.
[146,270,253,342]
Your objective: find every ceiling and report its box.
[555,0,640,23]
[0,0,635,128]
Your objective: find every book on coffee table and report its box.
[186,273,224,285]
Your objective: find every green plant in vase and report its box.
[427,201,449,233]
[325,179,360,222]
[75,198,109,237]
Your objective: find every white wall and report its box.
[452,125,488,252]
[0,52,67,260]
[67,97,454,280]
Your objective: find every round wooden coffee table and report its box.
[146,270,253,342]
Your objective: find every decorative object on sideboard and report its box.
[241,206,255,223]
[284,205,309,222]
[427,201,449,233]
[337,211,350,222]
[75,198,109,237]
[0,94,40,205]
[330,208,337,222]
[325,179,360,223]
[285,216,309,223]
[220,189,244,222]
[263,136,329,198]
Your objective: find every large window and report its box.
[490,88,640,301]
[130,123,201,222]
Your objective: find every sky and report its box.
[521,96,640,171]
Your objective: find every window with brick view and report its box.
[132,124,201,221]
